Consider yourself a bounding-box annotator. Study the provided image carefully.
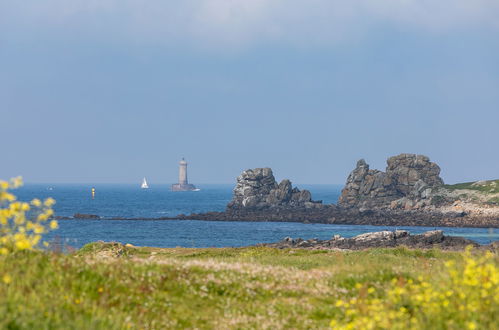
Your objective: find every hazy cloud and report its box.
[1,0,499,49]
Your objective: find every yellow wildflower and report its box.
[0,177,57,253]
[0,180,8,190]
[15,239,31,250]
[0,192,16,202]
[2,274,12,284]
[331,248,499,329]
[44,197,56,207]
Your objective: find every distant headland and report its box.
[178,153,499,228]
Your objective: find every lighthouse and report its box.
[178,158,188,185]
[171,158,198,191]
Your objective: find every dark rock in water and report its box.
[181,206,499,228]
[339,154,444,210]
[226,168,323,211]
[54,216,71,220]
[73,213,101,219]
[263,230,485,251]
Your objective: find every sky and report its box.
[1,0,499,185]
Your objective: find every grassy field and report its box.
[1,243,498,329]
[444,179,499,194]
[438,179,499,206]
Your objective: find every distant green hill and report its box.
[440,179,499,206]
[444,179,499,194]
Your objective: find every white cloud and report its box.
[1,0,499,49]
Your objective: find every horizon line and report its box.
[19,182,346,186]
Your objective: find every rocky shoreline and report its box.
[259,230,499,251]
[56,208,499,228]
[58,153,499,228]
[177,209,499,228]
[186,154,499,228]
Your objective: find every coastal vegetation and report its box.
[432,179,499,208]
[444,179,499,194]
[1,178,498,329]
[1,243,498,329]
[0,177,58,254]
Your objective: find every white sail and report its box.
[141,177,149,189]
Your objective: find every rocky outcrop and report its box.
[73,213,101,219]
[262,230,490,251]
[177,162,497,227]
[226,168,323,210]
[339,154,444,210]
[179,208,498,228]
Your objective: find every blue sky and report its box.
[1,1,498,184]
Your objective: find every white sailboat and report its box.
[141,177,149,189]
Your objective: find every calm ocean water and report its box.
[15,184,499,248]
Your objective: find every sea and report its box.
[15,184,499,249]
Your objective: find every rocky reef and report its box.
[226,168,323,210]
[261,230,497,251]
[179,154,498,227]
[339,154,443,210]
[73,213,101,219]
[338,154,499,218]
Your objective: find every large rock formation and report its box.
[174,156,498,227]
[226,168,322,210]
[339,154,444,210]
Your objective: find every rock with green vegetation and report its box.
[429,179,499,216]
[338,154,499,218]
[445,180,499,194]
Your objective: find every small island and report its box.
[181,153,499,228]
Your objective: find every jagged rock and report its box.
[339,154,444,210]
[227,168,322,210]
[352,230,409,243]
[386,154,443,195]
[297,240,312,247]
[176,156,498,227]
[419,230,444,243]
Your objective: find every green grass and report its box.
[444,179,499,194]
[0,244,491,329]
[487,197,499,205]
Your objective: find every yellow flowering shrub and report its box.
[331,247,499,329]
[0,177,57,254]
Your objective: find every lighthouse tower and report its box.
[178,158,188,185]
[171,158,197,191]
